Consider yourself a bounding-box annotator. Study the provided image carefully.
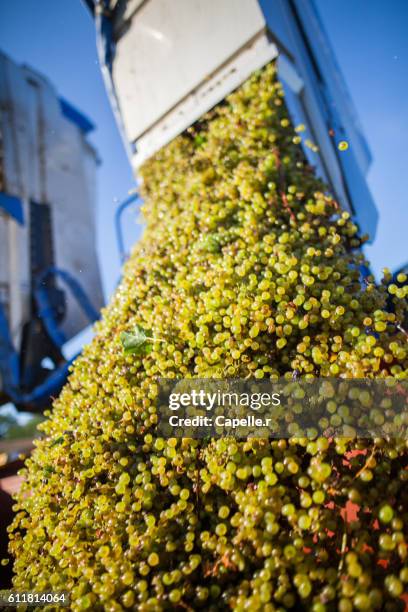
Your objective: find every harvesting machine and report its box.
[0,51,104,412]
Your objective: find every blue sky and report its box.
[315,0,408,277]
[0,0,407,292]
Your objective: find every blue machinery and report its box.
[0,268,99,411]
[0,190,135,410]
[115,193,142,263]
[35,268,99,349]
[0,50,104,412]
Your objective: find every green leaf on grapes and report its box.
[121,325,154,355]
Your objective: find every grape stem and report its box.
[281,191,296,222]
[351,445,378,482]
[178,600,194,611]
[396,323,408,340]
[338,531,348,572]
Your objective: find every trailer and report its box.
[0,50,104,410]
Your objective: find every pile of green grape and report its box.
[8,62,408,611]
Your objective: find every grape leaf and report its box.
[121,325,154,355]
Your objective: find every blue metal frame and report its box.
[5,357,78,409]
[35,267,100,349]
[81,0,95,15]
[0,192,24,225]
[0,267,99,410]
[115,193,141,262]
[0,304,20,391]
[94,0,133,161]
[60,98,95,134]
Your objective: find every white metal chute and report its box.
[111,0,277,166]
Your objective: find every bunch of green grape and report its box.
[8,62,408,611]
